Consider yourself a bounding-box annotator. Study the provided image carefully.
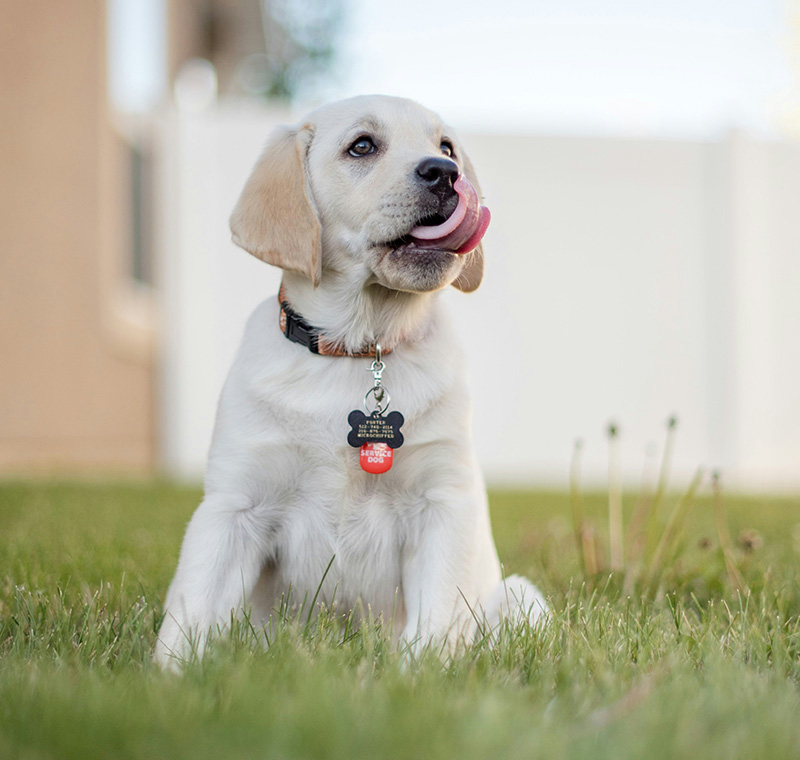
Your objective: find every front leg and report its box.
[155,493,275,668]
[400,493,477,656]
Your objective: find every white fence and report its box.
[155,104,800,490]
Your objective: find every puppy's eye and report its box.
[349,137,377,157]
[440,141,454,157]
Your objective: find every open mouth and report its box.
[406,176,491,254]
[415,212,449,228]
[377,175,491,256]
[380,213,451,251]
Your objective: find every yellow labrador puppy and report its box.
[155,95,545,667]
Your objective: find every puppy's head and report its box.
[230,95,487,293]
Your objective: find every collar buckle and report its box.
[282,303,320,354]
[283,310,319,354]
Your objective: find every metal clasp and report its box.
[364,342,389,413]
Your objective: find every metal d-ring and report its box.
[368,344,384,380]
[364,385,391,415]
[364,342,389,413]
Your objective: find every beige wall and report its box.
[0,1,155,473]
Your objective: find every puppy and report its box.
[155,95,546,667]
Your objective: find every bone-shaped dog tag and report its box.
[347,410,405,449]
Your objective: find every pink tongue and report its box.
[409,175,491,254]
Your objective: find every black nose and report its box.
[415,157,459,195]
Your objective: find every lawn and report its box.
[2,479,800,759]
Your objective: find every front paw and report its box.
[154,614,202,670]
[399,624,425,658]
[399,623,461,662]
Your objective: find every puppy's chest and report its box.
[276,483,407,605]
[292,486,400,548]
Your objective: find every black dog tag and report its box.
[347,410,405,449]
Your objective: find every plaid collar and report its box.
[278,285,391,358]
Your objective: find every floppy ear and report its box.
[451,149,485,293]
[230,124,322,285]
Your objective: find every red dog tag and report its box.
[360,442,393,474]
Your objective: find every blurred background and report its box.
[2,0,799,490]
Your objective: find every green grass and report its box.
[2,480,800,759]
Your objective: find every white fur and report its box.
[155,96,547,667]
